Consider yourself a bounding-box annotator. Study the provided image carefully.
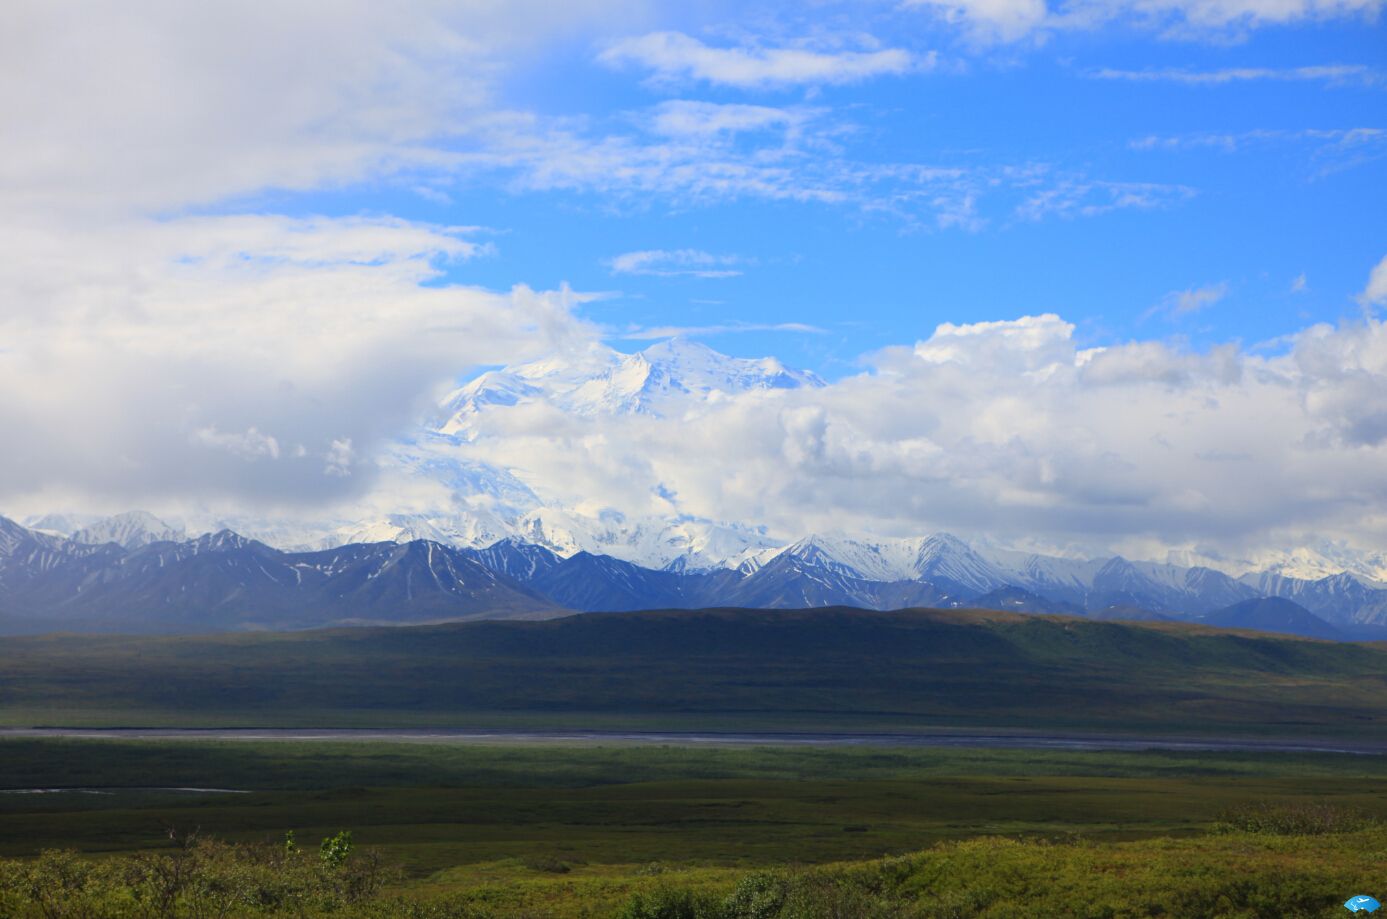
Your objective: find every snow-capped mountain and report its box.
[14,338,1385,598]
[763,533,1259,615]
[776,533,1006,593]
[293,337,817,571]
[1240,570,1387,626]
[3,513,1386,637]
[510,507,782,572]
[436,337,824,438]
[0,515,557,633]
[23,513,101,538]
[1251,543,1387,587]
[69,511,185,549]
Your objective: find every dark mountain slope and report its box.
[724,554,954,610]
[970,586,1084,616]
[464,537,562,582]
[527,551,744,612]
[1201,597,1343,640]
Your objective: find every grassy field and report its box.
[6,609,1387,914]
[3,738,1387,915]
[3,608,1387,738]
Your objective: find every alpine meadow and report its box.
[2,1,1386,917]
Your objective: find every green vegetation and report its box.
[4,739,1387,915]
[610,829,1387,919]
[4,824,1386,917]
[0,830,396,918]
[5,607,1387,914]
[3,608,1387,737]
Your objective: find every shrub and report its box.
[0,830,393,918]
[520,856,571,874]
[319,830,354,869]
[1211,801,1376,835]
[723,871,788,919]
[619,886,720,919]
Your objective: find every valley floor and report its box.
[2,738,1386,916]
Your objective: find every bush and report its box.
[1211,801,1376,835]
[520,856,571,874]
[619,886,720,919]
[723,872,788,919]
[0,830,394,918]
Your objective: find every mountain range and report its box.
[35,336,1375,586]
[7,338,1386,638]
[4,511,1387,638]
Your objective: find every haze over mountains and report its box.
[3,510,1386,639]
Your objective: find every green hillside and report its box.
[3,607,1387,737]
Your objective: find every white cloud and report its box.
[0,1,632,518]
[192,427,283,462]
[607,249,748,278]
[906,0,1384,42]
[1143,281,1229,321]
[1128,127,1387,180]
[1131,128,1385,153]
[645,100,815,137]
[904,0,1050,43]
[324,439,356,478]
[0,1,595,217]
[452,103,1192,229]
[0,215,595,515]
[1092,65,1382,86]
[1291,273,1309,294]
[1015,180,1196,221]
[440,311,1387,561]
[599,32,919,89]
[1361,255,1387,307]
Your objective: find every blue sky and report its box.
[3,0,1387,565]
[232,1,1386,379]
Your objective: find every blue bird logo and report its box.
[1346,895,1381,913]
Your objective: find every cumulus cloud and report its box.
[598,32,919,89]
[0,215,594,515]
[436,311,1387,562]
[0,1,627,518]
[1362,254,1387,307]
[0,0,649,218]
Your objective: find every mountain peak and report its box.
[436,339,823,440]
[0,515,34,555]
[71,511,184,550]
[193,529,266,554]
[638,336,718,360]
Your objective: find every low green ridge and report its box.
[2,607,1386,736]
